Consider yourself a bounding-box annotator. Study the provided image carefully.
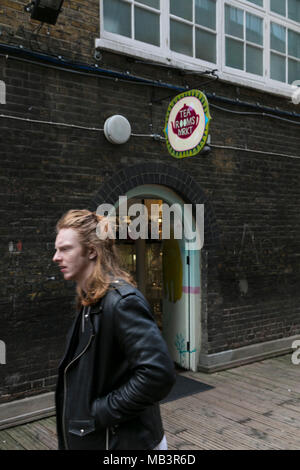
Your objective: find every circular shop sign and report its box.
[164,89,211,159]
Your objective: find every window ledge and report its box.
[95,37,297,101]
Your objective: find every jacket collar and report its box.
[89,297,104,315]
[89,281,120,314]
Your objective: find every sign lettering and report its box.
[164,89,211,159]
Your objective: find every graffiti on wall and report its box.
[221,223,298,296]
[174,333,196,368]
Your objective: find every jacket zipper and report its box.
[62,332,95,449]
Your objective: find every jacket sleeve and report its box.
[92,293,176,429]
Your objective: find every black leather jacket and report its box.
[55,280,176,450]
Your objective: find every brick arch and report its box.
[90,162,219,249]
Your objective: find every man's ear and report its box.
[89,247,97,260]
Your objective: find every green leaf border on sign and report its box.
[164,89,211,159]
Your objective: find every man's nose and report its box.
[53,251,60,263]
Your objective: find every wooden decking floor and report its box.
[1,353,299,450]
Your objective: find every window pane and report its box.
[225,5,244,39]
[270,22,286,53]
[170,0,193,21]
[246,44,263,75]
[288,0,300,22]
[270,0,286,16]
[270,53,286,81]
[137,0,160,9]
[103,0,131,37]
[288,29,300,59]
[288,58,300,83]
[135,7,160,45]
[196,29,216,63]
[246,13,263,45]
[226,37,244,69]
[170,19,193,56]
[247,0,263,6]
[195,0,216,30]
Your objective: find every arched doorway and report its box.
[122,185,201,372]
[90,162,219,372]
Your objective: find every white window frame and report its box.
[268,16,300,86]
[95,0,300,99]
[222,0,265,84]
[270,0,300,25]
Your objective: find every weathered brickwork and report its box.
[0,0,99,61]
[0,1,299,402]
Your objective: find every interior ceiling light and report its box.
[25,0,64,25]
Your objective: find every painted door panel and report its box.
[162,236,190,369]
[187,249,201,372]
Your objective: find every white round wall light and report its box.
[104,115,131,145]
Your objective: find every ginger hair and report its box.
[56,209,136,307]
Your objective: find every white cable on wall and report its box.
[1,112,300,159]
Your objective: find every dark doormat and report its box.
[161,374,214,404]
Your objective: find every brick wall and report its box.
[0,0,99,61]
[0,0,299,401]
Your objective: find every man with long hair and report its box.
[53,209,176,450]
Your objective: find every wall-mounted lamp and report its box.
[200,134,211,155]
[24,0,64,25]
[104,115,131,145]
